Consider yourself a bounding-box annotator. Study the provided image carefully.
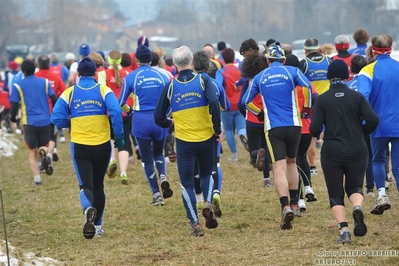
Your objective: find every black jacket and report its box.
[310,82,379,162]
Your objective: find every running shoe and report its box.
[107,160,117,179]
[59,136,66,143]
[202,202,218,229]
[353,205,367,237]
[190,223,204,237]
[166,142,176,163]
[290,204,302,217]
[256,148,266,171]
[120,174,128,185]
[239,134,250,152]
[135,149,141,160]
[160,178,173,199]
[337,231,352,244]
[52,148,59,162]
[298,199,306,212]
[249,158,256,168]
[95,225,104,237]
[196,200,204,210]
[228,155,238,162]
[83,207,97,239]
[34,176,42,186]
[304,186,317,202]
[310,166,317,175]
[280,205,294,230]
[370,195,391,215]
[366,188,374,197]
[150,195,165,206]
[45,154,53,175]
[39,149,53,175]
[263,178,273,187]
[212,193,222,217]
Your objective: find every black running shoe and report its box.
[353,205,367,237]
[83,207,97,239]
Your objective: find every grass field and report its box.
[1,133,399,266]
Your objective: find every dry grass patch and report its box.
[1,134,398,265]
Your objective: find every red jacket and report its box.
[35,69,66,113]
[0,81,10,109]
[332,54,355,81]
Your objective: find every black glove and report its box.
[256,110,265,122]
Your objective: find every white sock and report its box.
[120,172,126,176]
[196,194,203,203]
[34,175,41,183]
[378,188,386,198]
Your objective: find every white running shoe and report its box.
[298,199,306,212]
[59,136,66,143]
[304,186,317,202]
[95,225,104,237]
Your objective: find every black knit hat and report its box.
[77,57,97,76]
[217,41,226,51]
[327,60,349,80]
[265,39,276,47]
[21,59,36,75]
[136,44,153,63]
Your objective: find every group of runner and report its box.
[2,28,398,241]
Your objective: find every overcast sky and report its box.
[116,0,158,25]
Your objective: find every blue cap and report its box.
[79,44,91,57]
[77,57,96,76]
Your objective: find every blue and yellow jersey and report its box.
[9,75,54,126]
[51,77,123,145]
[168,74,215,142]
[358,54,399,138]
[243,61,312,131]
[118,65,168,112]
[303,55,331,94]
[199,72,230,111]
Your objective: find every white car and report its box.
[291,39,307,60]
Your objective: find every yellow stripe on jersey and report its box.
[265,130,275,163]
[360,61,376,80]
[14,84,27,124]
[172,105,214,142]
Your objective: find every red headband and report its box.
[335,43,350,51]
[372,45,392,55]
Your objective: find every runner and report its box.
[51,57,124,239]
[97,50,133,185]
[119,45,174,205]
[243,42,312,230]
[10,60,57,185]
